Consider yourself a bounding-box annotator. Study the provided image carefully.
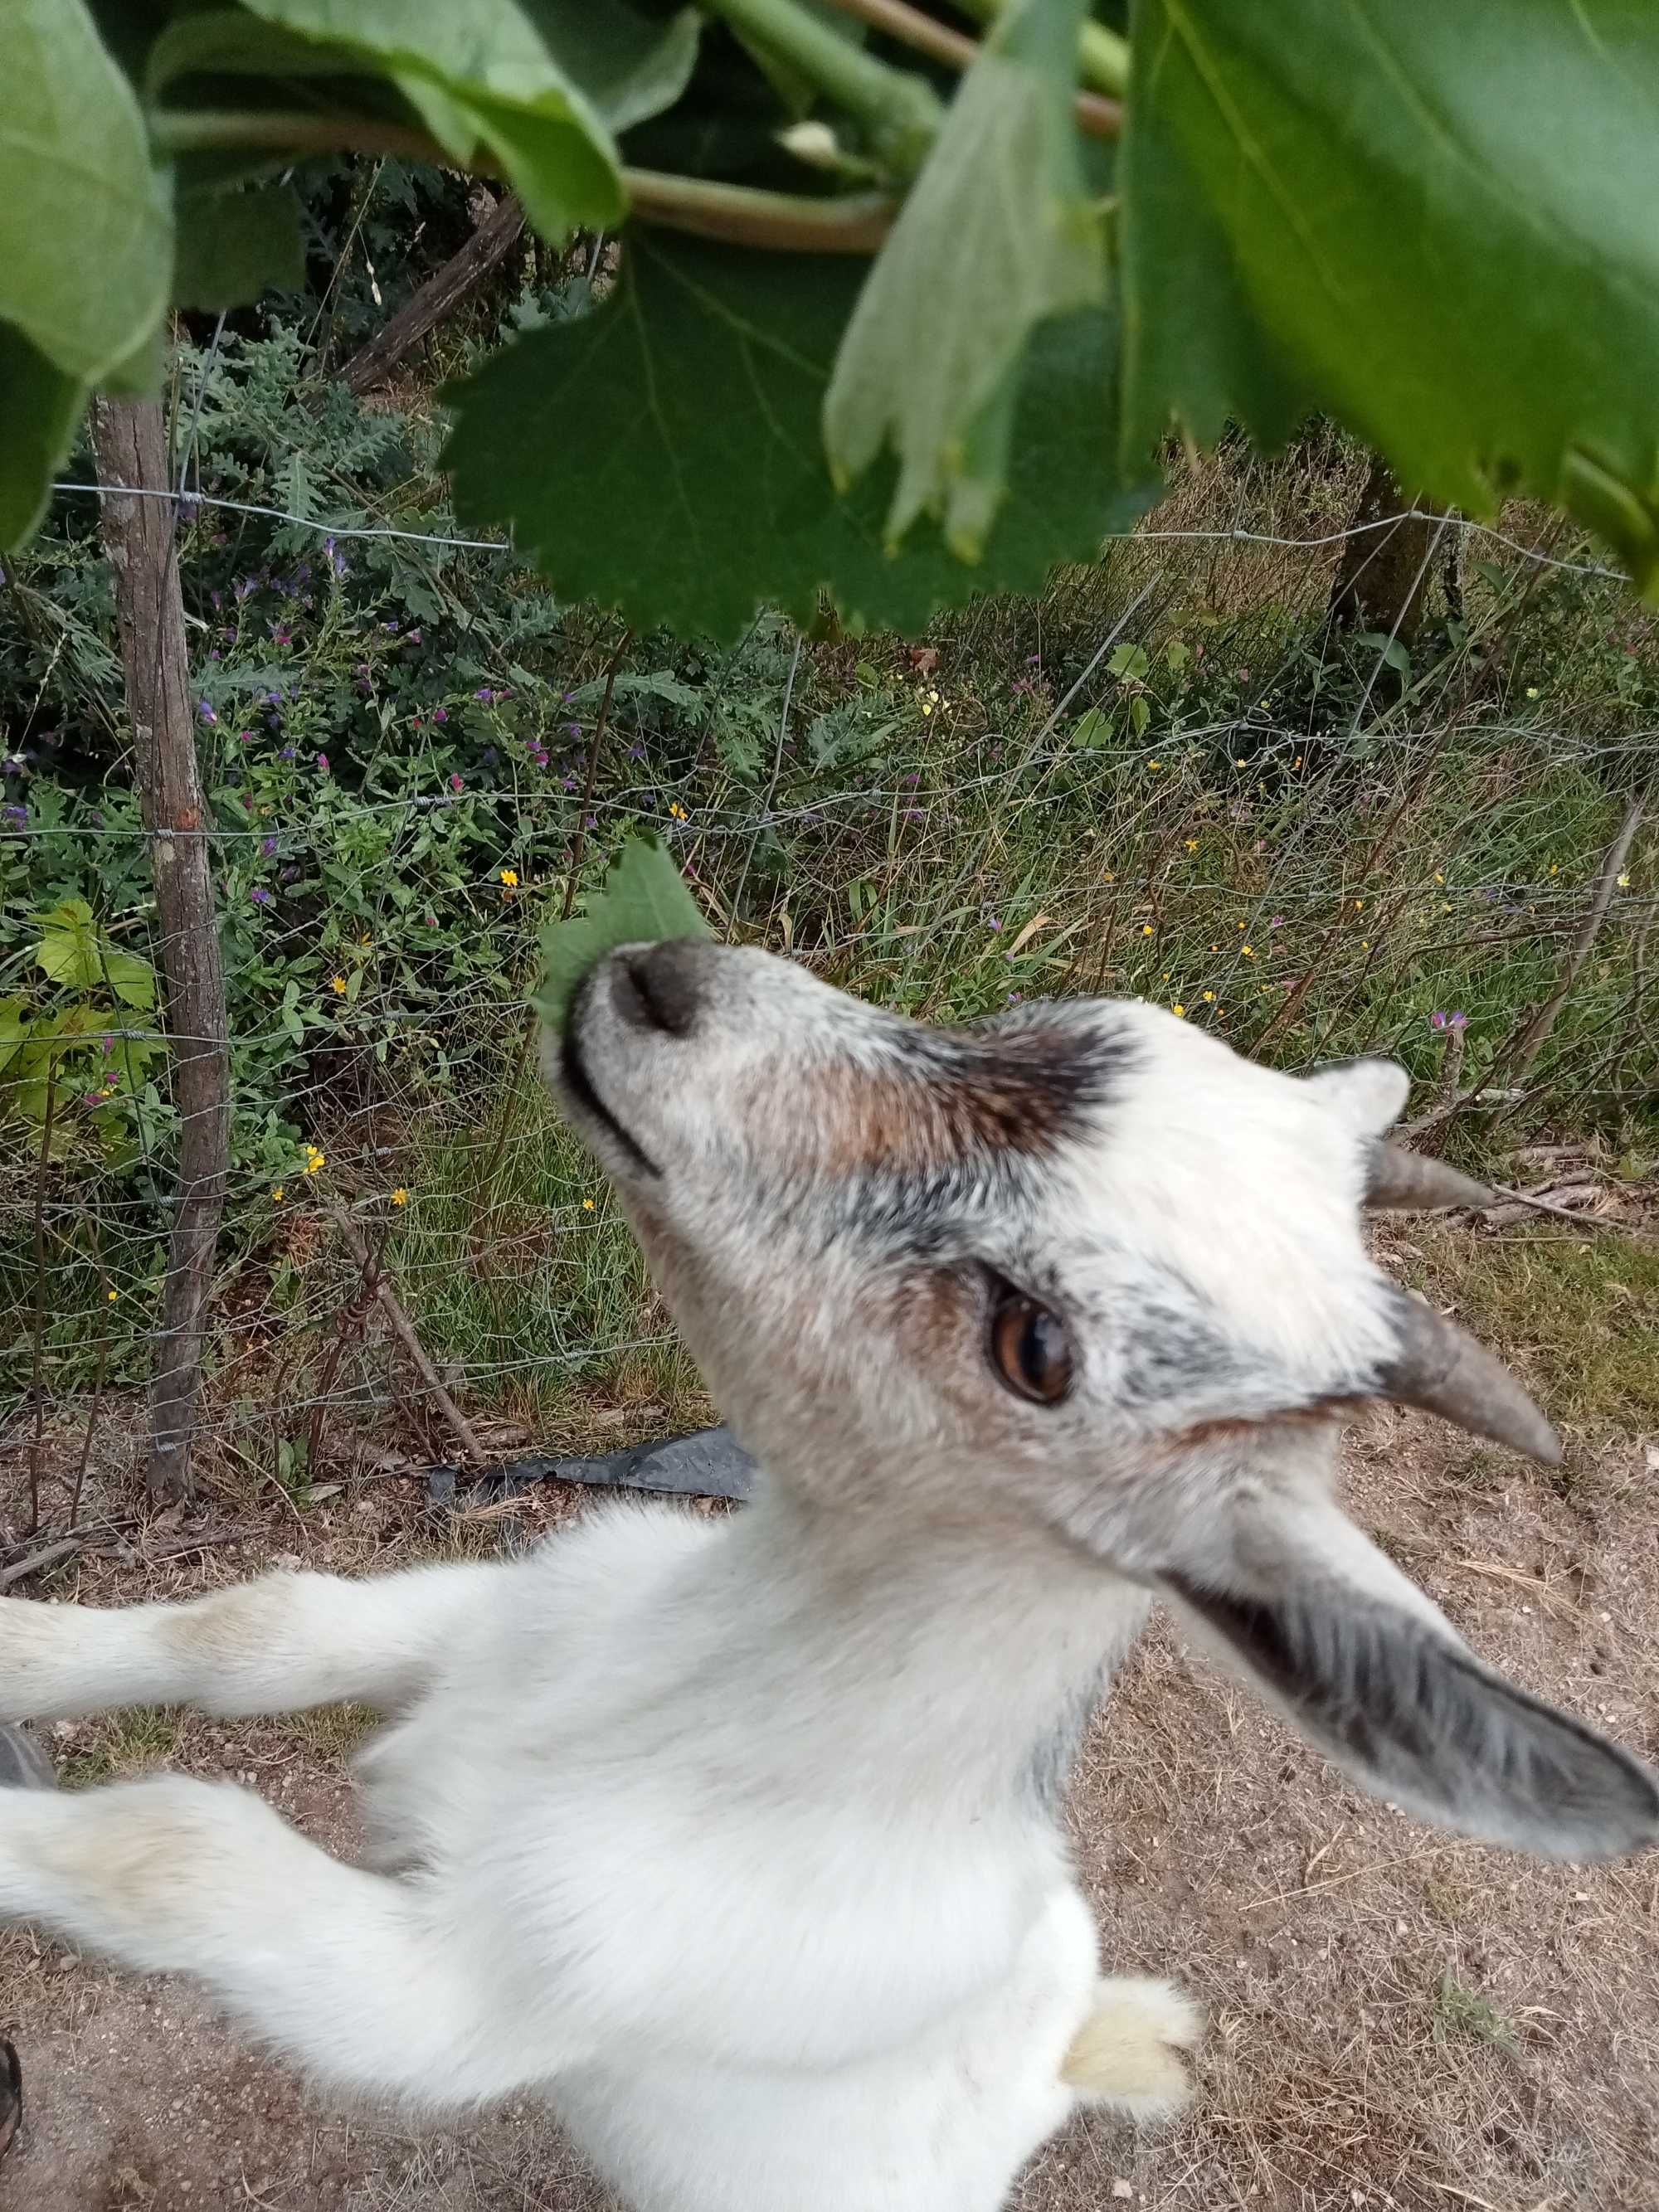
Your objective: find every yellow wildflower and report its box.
[1141,924,1153,936]
[304,1146,325,1176]
[1185,839,1198,852]
[1171,1004,1185,1018]
[499,868,519,889]
[391,1188,408,1208]
[106,1288,118,1302]
[1618,873,1631,888]
[331,974,347,995]
[271,1185,285,1201]
[1242,945,1255,958]
[1202,990,1214,1003]
[582,1197,596,1212]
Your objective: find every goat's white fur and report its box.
[2,947,1650,2208]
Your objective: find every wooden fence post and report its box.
[93,396,230,1499]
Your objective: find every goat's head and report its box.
[548,938,1658,1861]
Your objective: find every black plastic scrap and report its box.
[426,1426,757,1512]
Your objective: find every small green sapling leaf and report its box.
[535,836,711,1033]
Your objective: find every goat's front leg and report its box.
[0,1775,562,2103]
[0,1558,510,1723]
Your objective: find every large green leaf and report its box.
[1121,0,1659,592]
[0,323,86,548]
[518,2,703,135]
[445,232,1151,639]
[0,0,172,385]
[173,183,307,310]
[824,0,1106,558]
[536,835,711,1032]
[237,0,625,238]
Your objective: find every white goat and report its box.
[2,942,1654,2211]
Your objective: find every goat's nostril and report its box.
[619,940,705,1038]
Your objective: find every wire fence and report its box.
[3,446,1656,1524]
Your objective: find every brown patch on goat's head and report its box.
[784,1026,1121,1182]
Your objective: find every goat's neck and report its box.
[698,1475,1144,1816]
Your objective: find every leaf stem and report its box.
[949,0,1129,97]
[698,0,942,170]
[627,168,894,251]
[149,114,896,253]
[824,0,1120,135]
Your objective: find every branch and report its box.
[626,169,895,251]
[341,191,527,396]
[326,1203,486,1466]
[946,0,1130,97]
[1506,790,1647,1085]
[701,0,942,170]
[150,114,897,254]
[824,0,1121,135]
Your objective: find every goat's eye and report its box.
[989,1292,1073,1406]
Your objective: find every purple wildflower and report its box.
[197,701,217,725]
[450,773,464,793]
[2,804,26,825]
[260,834,277,857]
[432,707,447,724]
[250,886,272,907]
[315,751,329,772]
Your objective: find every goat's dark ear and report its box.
[1161,1550,1659,1862]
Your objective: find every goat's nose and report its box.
[617,939,707,1038]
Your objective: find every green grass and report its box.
[7,429,1654,1430]
[58,1706,182,1789]
[1433,1971,1522,2059]
[1409,1221,1659,1436]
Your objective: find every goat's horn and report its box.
[1378,1293,1561,1465]
[1365,1142,1491,1212]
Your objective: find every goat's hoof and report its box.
[1060,1976,1201,2118]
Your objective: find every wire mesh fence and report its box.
[3,423,1655,1522]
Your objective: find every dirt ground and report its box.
[2,1393,1656,2212]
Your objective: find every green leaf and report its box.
[104,950,157,1011]
[0,322,86,547]
[173,183,306,311]
[1070,707,1112,749]
[0,995,30,1081]
[1108,643,1148,680]
[823,0,1106,557]
[1121,0,1659,593]
[238,0,625,239]
[33,901,103,990]
[445,232,1151,640]
[535,835,711,1033]
[518,1,702,134]
[147,7,377,92]
[0,0,172,384]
